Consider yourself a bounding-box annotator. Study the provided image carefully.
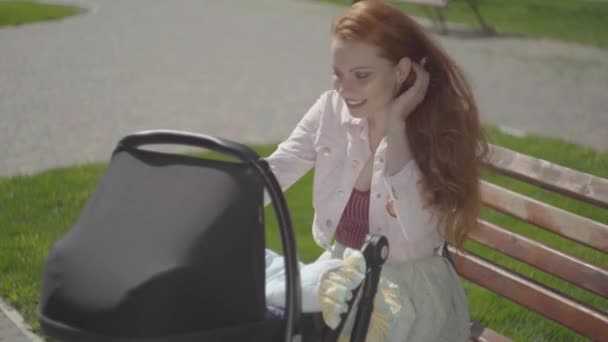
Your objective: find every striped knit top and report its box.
[334,188,370,249]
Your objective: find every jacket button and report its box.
[337,190,345,197]
[375,192,382,199]
[325,219,333,228]
[322,146,331,156]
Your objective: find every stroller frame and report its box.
[37,130,389,342]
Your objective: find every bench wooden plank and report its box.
[485,145,608,210]
[469,219,608,298]
[480,181,608,253]
[448,246,608,340]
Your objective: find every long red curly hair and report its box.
[332,0,488,247]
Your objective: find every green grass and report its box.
[0,1,82,27]
[315,0,608,49]
[1,127,607,341]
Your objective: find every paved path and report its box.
[0,299,42,342]
[0,0,607,178]
[0,310,30,342]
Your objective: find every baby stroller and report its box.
[37,129,390,342]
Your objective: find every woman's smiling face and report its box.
[330,37,401,119]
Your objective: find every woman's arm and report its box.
[264,94,325,205]
[382,63,441,241]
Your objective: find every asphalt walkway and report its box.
[1,0,607,178]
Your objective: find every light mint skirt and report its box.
[320,242,470,342]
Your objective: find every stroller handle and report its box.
[323,234,389,342]
[115,129,260,162]
[350,235,389,342]
[116,129,303,342]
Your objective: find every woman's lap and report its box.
[327,242,470,341]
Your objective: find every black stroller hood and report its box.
[38,130,302,341]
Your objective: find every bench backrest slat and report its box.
[470,219,608,298]
[449,246,608,340]
[480,180,608,253]
[485,145,608,210]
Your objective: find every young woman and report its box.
[265,1,488,340]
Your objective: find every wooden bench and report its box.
[389,0,494,34]
[447,144,608,341]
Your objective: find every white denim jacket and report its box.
[265,90,444,264]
